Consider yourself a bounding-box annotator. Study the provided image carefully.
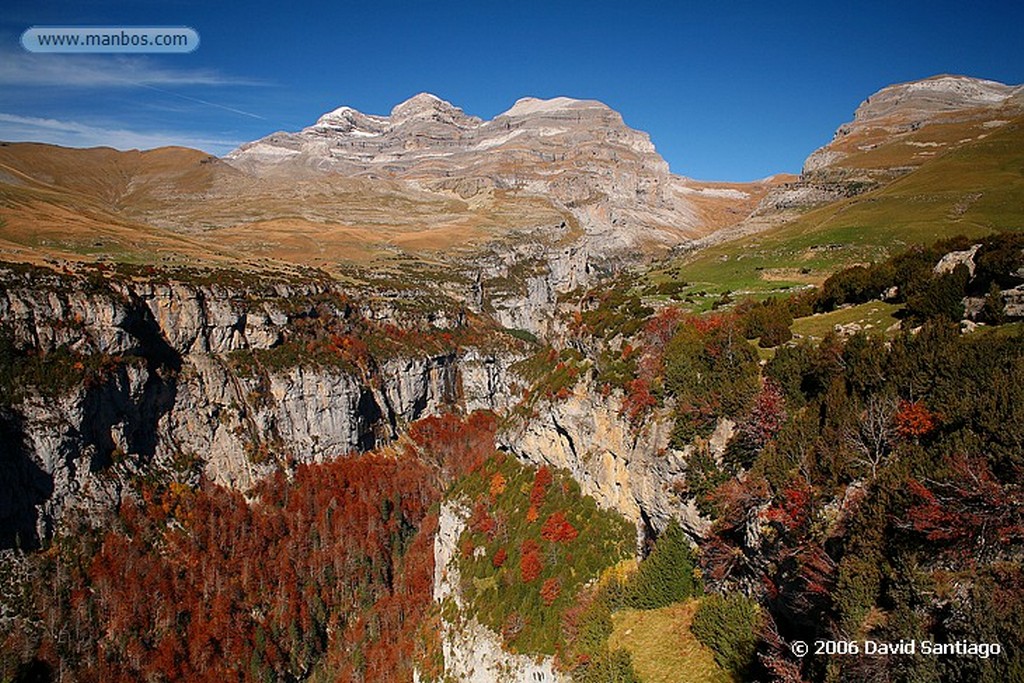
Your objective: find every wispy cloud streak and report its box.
[0,112,241,153]
[135,83,267,120]
[0,49,266,88]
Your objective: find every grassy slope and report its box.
[790,301,903,341]
[668,117,1024,297]
[608,600,732,683]
[0,143,575,277]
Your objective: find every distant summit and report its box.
[388,92,481,127]
[853,75,1022,123]
[751,75,1024,214]
[803,74,1024,175]
[225,93,711,253]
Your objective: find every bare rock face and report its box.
[933,244,981,277]
[226,93,701,257]
[499,380,719,543]
[0,268,522,547]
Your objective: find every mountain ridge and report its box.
[0,75,1018,294]
[225,91,699,256]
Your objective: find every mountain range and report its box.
[1,75,1020,286]
[3,73,1024,683]
[0,90,784,276]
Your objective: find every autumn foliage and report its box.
[520,540,543,583]
[530,466,553,507]
[905,453,1024,561]
[12,411,502,683]
[621,377,657,424]
[764,479,814,533]
[489,472,507,498]
[404,410,497,482]
[541,511,579,543]
[28,455,437,682]
[540,578,562,606]
[469,500,497,537]
[893,400,938,440]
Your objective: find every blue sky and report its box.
[2,0,1022,181]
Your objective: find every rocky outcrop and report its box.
[0,274,318,358]
[500,381,722,543]
[934,244,980,277]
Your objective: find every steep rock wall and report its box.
[500,382,724,543]
[0,271,521,548]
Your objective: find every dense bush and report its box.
[700,316,1024,681]
[3,456,439,682]
[572,648,641,683]
[904,263,970,323]
[691,593,762,677]
[972,232,1024,292]
[816,265,885,311]
[664,315,760,443]
[737,298,794,348]
[812,232,1024,321]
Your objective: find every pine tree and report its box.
[624,520,698,609]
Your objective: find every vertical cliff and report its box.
[0,264,524,548]
[499,379,722,544]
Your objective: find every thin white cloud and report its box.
[0,49,266,88]
[0,112,240,154]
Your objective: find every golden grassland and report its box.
[609,600,733,683]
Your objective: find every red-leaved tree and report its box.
[540,511,578,543]
[520,540,543,583]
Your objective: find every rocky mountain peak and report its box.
[388,92,480,127]
[224,93,709,256]
[312,105,388,135]
[796,74,1024,177]
[501,96,607,118]
[853,74,1022,123]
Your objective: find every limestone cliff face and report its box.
[0,261,724,561]
[499,381,725,542]
[0,267,522,549]
[480,241,591,335]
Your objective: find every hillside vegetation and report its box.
[661,116,1024,298]
[534,233,1024,682]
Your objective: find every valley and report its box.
[1,75,1023,683]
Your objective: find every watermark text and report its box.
[22,27,199,54]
